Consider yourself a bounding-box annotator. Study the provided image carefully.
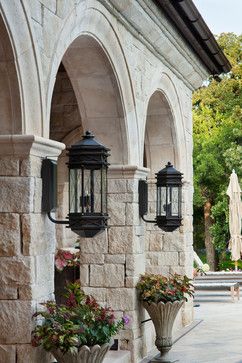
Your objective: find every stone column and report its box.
[145,178,194,329]
[79,165,148,363]
[0,135,65,363]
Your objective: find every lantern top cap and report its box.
[156,161,182,177]
[69,130,110,151]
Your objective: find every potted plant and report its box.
[136,273,193,362]
[32,282,127,363]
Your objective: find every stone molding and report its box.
[0,135,65,158]
[101,0,208,90]
[109,165,149,179]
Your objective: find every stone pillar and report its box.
[79,165,148,363]
[145,178,194,329]
[0,135,65,362]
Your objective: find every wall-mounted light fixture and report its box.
[139,162,182,232]
[42,131,110,238]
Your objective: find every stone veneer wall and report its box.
[78,166,148,362]
[0,137,65,362]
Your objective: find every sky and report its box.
[193,0,242,35]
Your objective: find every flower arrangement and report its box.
[55,249,80,272]
[136,273,194,304]
[32,282,127,354]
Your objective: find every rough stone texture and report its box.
[0,177,34,213]
[125,203,140,226]
[79,264,89,286]
[17,345,53,363]
[0,213,20,256]
[0,345,16,363]
[0,286,18,299]
[79,253,104,264]
[21,214,56,256]
[108,200,126,225]
[0,301,32,343]
[148,232,164,251]
[90,264,124,287]
[107,288,137,311]
[0,157,19,176]
[105,254,125,264]
[163,232,184,251]
[80,232,108,254]
[0,256,34,286]
[108,179,127,193]
[108,226,134,254]
[82,287,107,303]
[20,156,42,177]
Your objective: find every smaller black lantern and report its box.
[42,131,110,238]
[139,162,182,232]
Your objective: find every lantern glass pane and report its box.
[69,168,82,213]
[171,187,179,216]
[157,186,166,216]
[83,169,92,213]
[93,169,102,213]
[101,166,107,213]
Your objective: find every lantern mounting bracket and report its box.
[141,215,156,224]
[47,212,69,225]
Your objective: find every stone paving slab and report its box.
[167,290,242,363]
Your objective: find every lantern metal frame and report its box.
[139,162,182,232]
[42,131,110,238]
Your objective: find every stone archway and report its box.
[49,35,129,247]
[0,15,22,134]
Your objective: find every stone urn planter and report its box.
[51,341,112,363]
[137,273,194,363]
[143,300,184,362]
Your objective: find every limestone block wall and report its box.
[0,137,64,362]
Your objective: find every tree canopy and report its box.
[193,33,242,267]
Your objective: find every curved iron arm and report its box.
[141,215,156,224]
[47,212,69,225]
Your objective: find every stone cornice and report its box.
[100,0,208,90]
[109,165,149,179]
[0,135,65,158]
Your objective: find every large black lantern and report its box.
[42,131,110,238]
[139,162,182,232]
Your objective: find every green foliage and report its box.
[193,33,242,261]
[136,273,194,304]
[31,282,125,354]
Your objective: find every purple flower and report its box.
[122,315,130,325]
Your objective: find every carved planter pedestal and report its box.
[51,342,112,363]
[143,301,184,363]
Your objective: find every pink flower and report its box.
[63,251,74,260]
[55,257,67,271]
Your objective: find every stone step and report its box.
[104,350,131,363]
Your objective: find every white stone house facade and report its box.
[0,1,229,362]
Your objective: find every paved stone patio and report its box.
[162,290,242,363]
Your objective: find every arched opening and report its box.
[49,35,127,297]
[0,16,22,134]
[144,90,177,272]
[144,91,176,178]
[50,35,127,246]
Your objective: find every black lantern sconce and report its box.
[139,162,182,232]
[42,131,110,238]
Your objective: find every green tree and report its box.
[193,33,242,270]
